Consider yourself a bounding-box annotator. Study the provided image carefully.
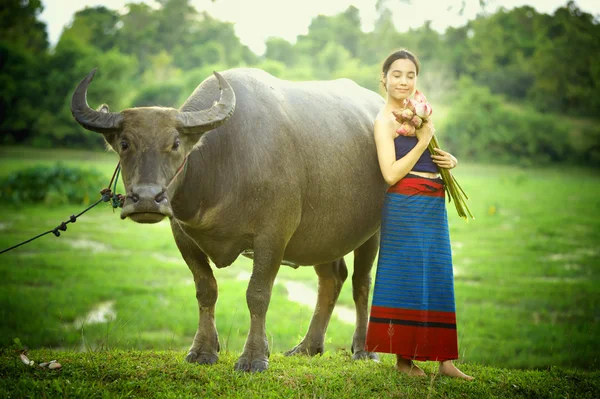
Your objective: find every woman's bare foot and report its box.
[439,361,474,381]
[396,357,426,376]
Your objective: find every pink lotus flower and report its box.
[411,89,433,119]
[414,101,432,118]
[397,121,415,136]
[411,115,423,129]
[401,108,414,120]
[414,90,428,103]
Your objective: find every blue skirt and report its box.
[365,174,458,361]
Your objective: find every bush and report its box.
[131,80,186,108]
[0,164,106,206]
[441,77,572,166]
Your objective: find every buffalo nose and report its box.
[155,191,167,203]
[129,184,167,204]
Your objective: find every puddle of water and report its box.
[282,281,356,324]
[333,307,356,324]
[283,281,316,308]
[534,276,582,283]
[237,271,251,281]
[68,239,110,254]
[153,253,182,264]
[72,301,116,329]
[452,242,464,250]
[452,264,465,277]
[236,272,356,324]
[545,248,598,262]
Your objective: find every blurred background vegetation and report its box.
[1,0,599,167]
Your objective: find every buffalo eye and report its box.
[172,139,181,151]
[120,141,129,151]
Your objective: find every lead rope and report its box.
[0,163,124,255]
[166,156,188,190]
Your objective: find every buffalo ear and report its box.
[179,131,204,153]
[96,104,119,150]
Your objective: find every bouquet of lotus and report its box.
[392,91,474,220]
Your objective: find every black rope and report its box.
[0,164,124,255]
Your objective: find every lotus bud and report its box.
[391,109,404,122]
[414,90,428,103]
[397,122,415,136]
[401,108,414,120]
[411,115,423,129]
[424,103,433,117]
[405,99,416,113]
[414,102,433,119]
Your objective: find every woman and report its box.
[365,49,473,380]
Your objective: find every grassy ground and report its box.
[0,147,598,377]
[1,349,598,398]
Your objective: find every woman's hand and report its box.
[432,148,458,169]
[415,119,434,145]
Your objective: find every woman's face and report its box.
[384,58,417,102]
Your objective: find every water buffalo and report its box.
[71,68,387,372]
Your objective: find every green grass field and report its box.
[1,349,598,398]
[0,146,598,378]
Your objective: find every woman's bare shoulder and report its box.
[375,109,396,135]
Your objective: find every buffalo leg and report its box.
[234,239,283,372]
[171,221,220,365]
[351,232,380,360]
[285,259,347,356]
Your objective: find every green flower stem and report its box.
[427,135,474,220]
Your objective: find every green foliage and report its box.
[265,37,298,66]
[0,41,47,144]
[0,0,48,53]
[131,80,186,108]
[314,42,353,79]
[32,36,137,148]
[0,163,105,206]
[0,0,599,164]
[439,77,598,166]
[333,60,380,93]
[59,6,120,52]
[527,2,600,117]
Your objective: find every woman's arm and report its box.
[374,118,434,185]
[431,148,458,169]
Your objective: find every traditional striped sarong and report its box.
[365,174,458,361]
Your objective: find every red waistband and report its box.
[388,174,445,197]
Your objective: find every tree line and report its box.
[1,0,598,164]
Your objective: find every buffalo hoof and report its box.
[352,350,380,362]
[234,357,269,372]
[285,342,323,357]
[185,351,218,365]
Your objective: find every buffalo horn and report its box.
[177,72,236,134]
[71,68,123,133]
